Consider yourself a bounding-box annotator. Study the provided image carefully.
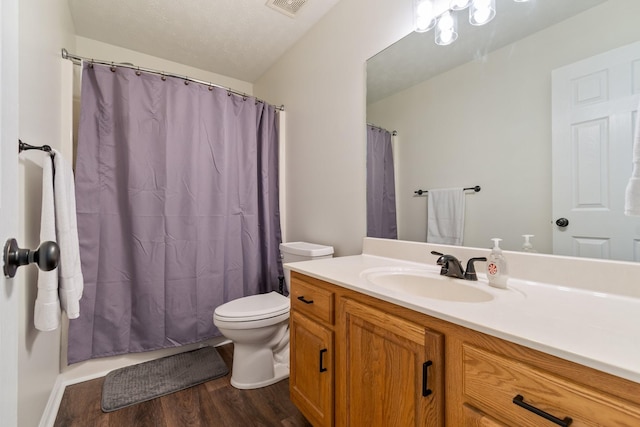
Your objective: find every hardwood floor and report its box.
[54,344,312,427]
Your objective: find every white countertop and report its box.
[286,253,640,383]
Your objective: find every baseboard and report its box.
[38,375,67,427]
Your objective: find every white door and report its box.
[552,41,640,262]
[1,0,20,424]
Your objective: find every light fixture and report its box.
[450,0,471,10]
[435,10,458,46]
[416,0,525,45]
[469,0,496,26]
[414,0,436,32]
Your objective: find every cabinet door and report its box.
[290,310,334,427]
[339,298,444,426]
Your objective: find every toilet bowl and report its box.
[213,241,333,389]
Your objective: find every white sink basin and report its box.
[361,267,495,303]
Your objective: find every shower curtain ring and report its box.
[208,83,213,91]
[110,62,116,72]
[184,77,189,85]
[161,73,166,81]
[135,67,141,76]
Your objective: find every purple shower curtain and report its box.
[366,125,397,239]
[68,63,282,364]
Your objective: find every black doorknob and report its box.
[3,238,60,278]
[555,218,569,228]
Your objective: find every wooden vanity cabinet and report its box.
[289,272,640,427]
[290,272,445,426]
[459,342,640,426]
[338,297,444,426]
[289,273,335,427]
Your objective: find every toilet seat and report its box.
[214,291,290,322]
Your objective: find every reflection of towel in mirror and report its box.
[427,188,465,245]
[625,99,640,216]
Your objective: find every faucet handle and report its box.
[464,257,487,281]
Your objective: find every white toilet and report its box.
[213,241,334,389]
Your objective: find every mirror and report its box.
[367,0,640,261]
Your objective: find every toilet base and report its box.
[226,326,290,390]
[230,361,289,389]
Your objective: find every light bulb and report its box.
[416,0,432,15]
[472,8,491,24]
[435,11,458,46]
[469,0,495,26]
[414,0,436,32]
[437,12,454,30]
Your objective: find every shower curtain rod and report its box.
[367,123,397,136]
[61,48,285,111]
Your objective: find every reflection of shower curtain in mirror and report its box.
[68,63,283,364]
[366,125,397,239]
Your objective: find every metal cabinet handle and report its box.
[512,395,572,426]
[422,361,433,396]
[319,349,328,373]
[3,238,60,279]
[297,295,314,304]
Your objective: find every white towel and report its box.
[427,188,465,246]
[34,150,84,331]
[51,149,84,319]
[624,100,640,216]
[34,156,62,331]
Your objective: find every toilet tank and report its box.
[280,242,334,292]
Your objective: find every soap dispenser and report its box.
[486,238,509,289]
[522,235,536,253]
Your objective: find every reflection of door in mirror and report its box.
[366,125,398,239]
[552,40,640,262]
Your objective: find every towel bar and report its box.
[414,185,481,196]
[18,139,52,153]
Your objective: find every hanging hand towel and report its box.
[427,188,465,246]
[51,149,84,319]
[34,156,62,331]
[624,98,640,216]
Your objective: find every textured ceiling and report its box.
[68,0,342,82]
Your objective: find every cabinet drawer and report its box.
[291,275,334,325]
[463,344,640,427]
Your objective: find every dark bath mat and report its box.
[101,346,229,412]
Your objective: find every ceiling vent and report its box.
[266,0,308,18]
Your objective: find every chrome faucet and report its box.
[431,251,487,281]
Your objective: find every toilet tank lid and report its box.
[279,242,334,257]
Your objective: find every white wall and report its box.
[18,1,76,426]
[255,0,414,256]
[368,0,640,253]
